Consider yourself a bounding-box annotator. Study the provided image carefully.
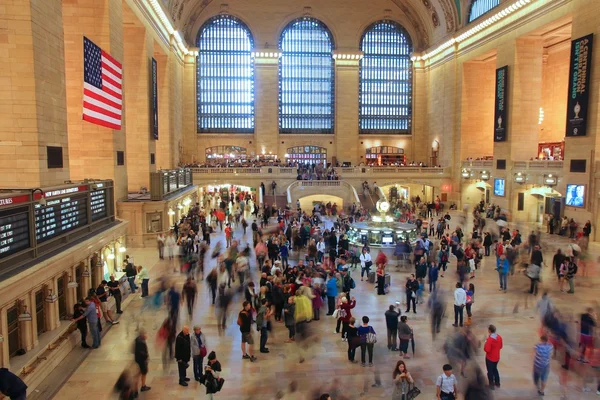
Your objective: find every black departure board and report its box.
[35,194,88,244]
[0,207,31,258]
[90,189,107,221]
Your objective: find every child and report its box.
[417,278,425,304]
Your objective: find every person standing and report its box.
[72,297,101,348]
[256,298,272,353]
[483,324,503,390]
[436,364,458,400]
[533,334,553,396]
[483,232,492,256]
[95,280,117,325]
[175,326,192,386]
[357,316,377,367]
[398,316,412,359]
[428,263,439,292]
[496,254,509,292]
[360,248,372,282]
[405,274,419,314]
[125,261,137,294]
[107,275,123,314]
[566,258,578,294]
[385,305,400,351]
[157,232,165,260]
[238,301,257,362]
[453,282,466,328]
[224,224,233,248]
[392,360,414,400]
[0,368,27,400]
[203,351,223,400]
[346,317,359,363]
[191,325,207,382]
[325,272,338,315]
[284,296,296,342]
[73,302,89,348]
[138,265,150,297]
[134,329,151,393]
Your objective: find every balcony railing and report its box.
[461,160,494,168]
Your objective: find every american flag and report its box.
[83,37,122,130]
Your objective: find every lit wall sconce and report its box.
[284,153,290,158]
[480,171,490,181]
[107,252,116,260]
[117,241,126,253]
[461,169,471,178]
[177,204,184,210]
[82,269,90,277]
[67,276,79,289]
[183,198,192,206]
[45,289,58,303]
[18,306,32,322]
[543,174,557,187]
[168,209,175,216]
[514,172,526,184]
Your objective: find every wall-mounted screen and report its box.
[494,178,505,197]
[566,184,585,207]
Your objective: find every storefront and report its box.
[205,146,247,163]
[286,145,327,165]
[365,146,406,165]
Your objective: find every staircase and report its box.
[359,191,379,212]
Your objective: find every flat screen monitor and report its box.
[382,236,393,244]
[494,178,505,197]
[566,184,585,207]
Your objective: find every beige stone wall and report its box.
[1,0,70,187]
[460,60,495,159]
[539,43,569,144]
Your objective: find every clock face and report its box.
[377,200,390,213]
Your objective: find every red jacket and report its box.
[340,300,356,322]
[484,334,503,362]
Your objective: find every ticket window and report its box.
[35,290,46,336]
[7,305,20,357]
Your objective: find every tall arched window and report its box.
[279,17,335,134]
[468,0,500,22]
[359,21,413,134]
[196,15,254,133]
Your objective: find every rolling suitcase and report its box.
[384,273,391,286]
[368,271,376,283]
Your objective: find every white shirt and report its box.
[360,253,371,267]
[454,288,466,306]
[317,241,325,253]
[436,373,457,393]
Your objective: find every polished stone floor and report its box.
[52,217,600,400]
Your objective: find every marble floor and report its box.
[51,217,600,400]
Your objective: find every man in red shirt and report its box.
[484,324,503,390]
[225,223,233,248]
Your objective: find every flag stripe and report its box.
[83,98,121,116]
[102,58,122,78]
[83,114,121,130]
[103,70,122,85]
[102,79,121,94]
[101,51,121,70]
[84,88,122,111]
[83,108,122,126]
[84,82,122,106]
[102,85,121,100]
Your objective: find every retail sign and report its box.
[566,34,594,137]
[493,66,508,142]
[151,57,159,140]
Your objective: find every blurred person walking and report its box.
[533,334,553,396]
[182,277,197,319]
[133,329,151,393]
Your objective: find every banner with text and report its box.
[151,58,159,140]
[494,66,508,142]
[566,34,594,137]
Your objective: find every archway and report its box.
[298,194,344,213]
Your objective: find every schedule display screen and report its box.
[35,194,88,243]
[0,207,30,258]
[90,189,107,221]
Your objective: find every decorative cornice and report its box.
[422,0,442,28]
[391,0,431,49]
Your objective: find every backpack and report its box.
[365,327,377,344]
[349,277,356,289]
[441,252,449,263]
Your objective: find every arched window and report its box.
[196,15,254,133]
[359,21,413,134]
[279,17,335,134]
[468,0,500,23]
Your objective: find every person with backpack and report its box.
[438,245,450,278]
[358,316,377,367]
[436,364,458,400]
[566,257,578,294]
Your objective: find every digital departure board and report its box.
[90,189,107,221]
[0,207,30,258]
[35,194,88,244]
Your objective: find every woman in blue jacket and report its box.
[326,273,338,315]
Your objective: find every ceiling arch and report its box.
[163,0,461,50]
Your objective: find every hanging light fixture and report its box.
[461,169,471,178]
[480,170,490,181]
[514,172,526,184]
[67,276,79,289]
[543,174,557,187]
[45,289,58,303]
[168,209,175,216]
[107,252,116,260]
[18,305,32,322]
[82,269,90,277]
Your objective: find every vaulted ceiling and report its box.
[161,0,465,50]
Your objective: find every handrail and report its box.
[376,185,387,202]
[191,166,449,176]
[286,180,360,206]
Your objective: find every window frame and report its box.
[278,17,336,134]
[196,15,255,134]
[467,0,501,23]
[359,20,413,135]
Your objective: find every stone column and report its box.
[81,261,92,298]
[65,267,76,313]
[124,26,155,191]
[45,278,60,331]
[29,291,38,348]
[254,54,279,156]
[0,306,9,368]
[182,54,197,163]
[19,297,33,352]
[62,0,128,200]
[334,55,360,165]
[0,0,70,188]
[413,61,429,164]
[154,51,171,170]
